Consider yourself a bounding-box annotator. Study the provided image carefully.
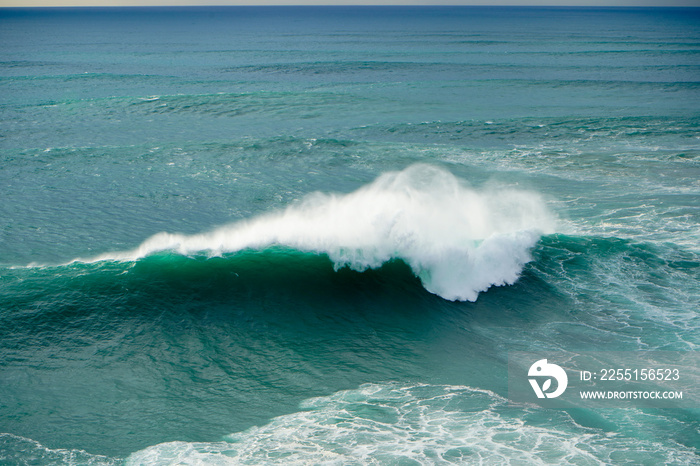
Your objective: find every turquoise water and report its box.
[1,6,699,464]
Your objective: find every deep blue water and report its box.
[1,6,699,464]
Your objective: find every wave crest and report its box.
[85,164,555,301]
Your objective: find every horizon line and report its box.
[2,1,699,8]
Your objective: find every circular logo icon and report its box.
[528,359,568,399]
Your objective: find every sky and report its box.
[1,0,699,6]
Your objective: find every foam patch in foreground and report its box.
[126,383,697,465]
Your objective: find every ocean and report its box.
[0,6,699,465]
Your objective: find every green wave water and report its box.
[1,6,699,465]
[2,234,698,461]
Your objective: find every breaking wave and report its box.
[78,165,556,301]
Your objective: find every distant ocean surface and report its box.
[1,6,699,464]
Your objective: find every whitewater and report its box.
[79,165,556,302]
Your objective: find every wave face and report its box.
[81,165,555,301]
[2,234,697,461]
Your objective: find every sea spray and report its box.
[81,165,556,301]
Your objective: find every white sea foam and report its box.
[82,164,556,301]
[126,383,698,466]
[0,433,120,466]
